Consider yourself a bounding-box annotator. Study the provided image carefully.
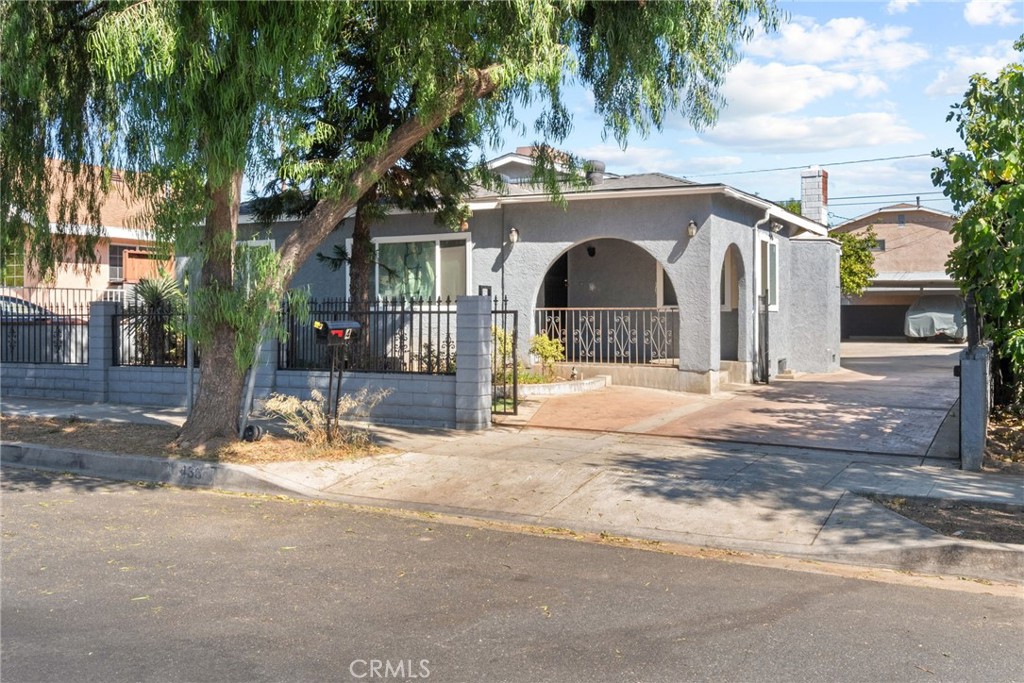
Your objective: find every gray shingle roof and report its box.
[473,172,697,200]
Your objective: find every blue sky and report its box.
[488,0,1022,225]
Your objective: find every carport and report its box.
[505,342,962,459]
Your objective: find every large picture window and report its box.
[353,234,470,301]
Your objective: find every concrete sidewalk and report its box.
[2,397,1022,583]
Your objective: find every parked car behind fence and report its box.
[0,294,89,364]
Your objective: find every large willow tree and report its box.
[1,0,780,446]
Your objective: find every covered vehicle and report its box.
[904,294,966,342]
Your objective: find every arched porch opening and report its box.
[719,244,744,362]
[534,238,679,365]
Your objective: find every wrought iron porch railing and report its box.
[534,307,679,365]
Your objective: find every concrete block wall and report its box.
[959,344,991,471]
[271,370,457,429]
[0,364,97,402]
[2,297,494,431]
[455,296,492,430]
[107,367,199,408]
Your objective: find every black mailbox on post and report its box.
[313,320,361,346]
[312,320,362,437]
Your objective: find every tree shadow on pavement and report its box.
[1,466,151,494]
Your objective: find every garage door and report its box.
[841,305,909,338]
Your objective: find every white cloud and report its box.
[573,144,678,173]
[925,40,1021,97]
[705,113,923,153]
[886,0,920,15]
[571,144,745,177]
[677,156,744,175]
[964,0,1020,26]
[746,16,929,72]
[719,62,887,118]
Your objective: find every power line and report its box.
[828,197,951,208]
[830,190,945,200]
[688,152,945,178]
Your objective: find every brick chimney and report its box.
[800,166,829,225]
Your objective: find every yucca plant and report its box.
[127,277,185,365]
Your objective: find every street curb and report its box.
[806,542,1024,583]
[3,440,1022,584]
[0,442,296,497]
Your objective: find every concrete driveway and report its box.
[507,342,963,458]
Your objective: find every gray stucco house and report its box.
[243,149,841,394]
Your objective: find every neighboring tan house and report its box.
[2,163,171,299]
[830,204,961,339]
[242,150,842,393]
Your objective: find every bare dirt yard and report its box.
[0,415,385,465]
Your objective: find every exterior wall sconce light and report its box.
[687,220,698,238]
[508,227,520,244]
[771,221,783,233]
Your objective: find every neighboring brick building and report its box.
[3,162,170,295]
[830,204,961,339]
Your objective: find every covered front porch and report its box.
[528,237,752,393]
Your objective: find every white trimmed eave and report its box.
[236,185,830,237]
[482,185,829,236]
[50,222,157,242]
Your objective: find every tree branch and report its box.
[277,65,501,284]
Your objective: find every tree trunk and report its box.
[177,171,245,448]
[175,67,501,448]
[349,189,377,302]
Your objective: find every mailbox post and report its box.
[313,320,362,439]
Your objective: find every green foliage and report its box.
[830,226,879,297]
[130,276,183,314]
[492,325,515,364]
[530,334,565,380]
[779,199,802,215]
[932,37,1024,403]
[1,0,781,439]
[126,276,185,365]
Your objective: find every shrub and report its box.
[530,334,565,380]
[263,387,390,448]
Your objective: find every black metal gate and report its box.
[491,298,518,415]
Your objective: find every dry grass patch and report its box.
[0,415,386,465]
[867,494,1024,545]
[984,406,1024,475]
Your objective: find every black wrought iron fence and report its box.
[113,309,191,367]
[534,307,680,365]
[491,297,518,415]
[279,297,457,375]
[1,288,91,364]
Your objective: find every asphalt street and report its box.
[2,469,1022,683]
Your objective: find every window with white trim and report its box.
[759,238,778,309]
[109,244,132,282]
[2,245,24,286]
[236,239,276,296]
[351,234,471,301]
